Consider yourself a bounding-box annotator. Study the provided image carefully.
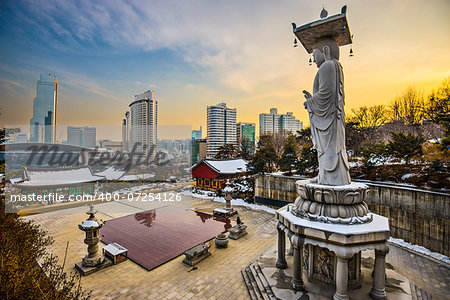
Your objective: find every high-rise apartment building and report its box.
[237,122,256,155]
[206,102,237,158]
[30,74,58,143]
[259,108,302,136]
[67,126,96,148]
[129,90,158,154]
[281,112,303,134]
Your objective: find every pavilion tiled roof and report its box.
[17,166,105,187]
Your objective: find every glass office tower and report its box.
[30,74,58,143]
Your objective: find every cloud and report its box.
[6,0,450,114]
[0,78,24,88]
[58,70,123,102]
[13,0,314,94]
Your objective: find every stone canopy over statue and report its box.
[294,5,352,186]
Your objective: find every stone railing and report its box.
[254,174,450,256]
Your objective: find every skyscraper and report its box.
[259,108,302,136]
[30,74,58,143]
[206,102,237,158]
[129,90,158,155]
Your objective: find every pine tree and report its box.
[248,139,278,174]
[387,132,425,165]
[279,135,299,174]
[214,144,238,159]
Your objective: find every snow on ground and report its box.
[389,237,450,265]
[182,189,276,215]
[112,182,176,194]
[400,173,414,180]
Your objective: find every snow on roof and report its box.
[95,166,155,181]
[119,173,155,181]
[103,243,128,256]
[202,159,248,174]
[17,166,105,187]
[96,166,126,180]
[10,177,23,184]
[81,219,100,228]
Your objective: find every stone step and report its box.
[242,262,278,300]
[409,281,432,300]
[241,268,260,300]
[249,263,271,300]
[254,263,277,300]
[244,266,265,300]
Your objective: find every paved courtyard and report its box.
[25,187,449,299]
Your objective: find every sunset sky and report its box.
[0,0,449,140]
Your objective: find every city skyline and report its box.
[1,1,449,134]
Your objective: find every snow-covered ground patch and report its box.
[400,173,414,180]
[183,189,276,215]
[389,237,450,265]
[112,182,176,194]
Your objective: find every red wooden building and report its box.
[191,159,248,190]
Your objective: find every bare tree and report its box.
[389,87,425,126]
[347,104,388,141]
[271,131,288,157]
[348,105,388,129]
[239,137,254,160]
[423,77,450,125]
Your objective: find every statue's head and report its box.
[313,37,339,67]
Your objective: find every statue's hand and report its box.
[303,90,312,99]
[302,90,311,109]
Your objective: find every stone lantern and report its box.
[213,180,238,218]
[223,181,233,212]
[78,204,104,267]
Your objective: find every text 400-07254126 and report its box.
[127,192,182,202]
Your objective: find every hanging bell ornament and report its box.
[349,46,354,57]
[294,38,298,48]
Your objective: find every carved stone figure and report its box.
[313,248,334,283]
[303,37,351,186]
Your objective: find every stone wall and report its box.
[255,174,450,256]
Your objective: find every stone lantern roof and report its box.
[78,204,103,231]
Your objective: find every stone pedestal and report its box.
[183,243,211,266]
[75,257,113,276]
[276,203,390,300]
[293,180,372,224]
[228,224,248,240]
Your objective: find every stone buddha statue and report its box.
[303,37,351,186]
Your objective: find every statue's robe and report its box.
[306,59,351,185]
